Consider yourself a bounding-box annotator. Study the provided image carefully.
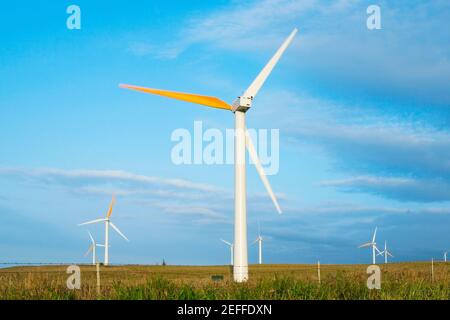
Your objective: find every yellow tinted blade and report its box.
[120,84,232,111]
[106,195,116,218]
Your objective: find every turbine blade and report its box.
[358,242,373,248]
[243,28,298,99]
[372,227,377,243]
[220,239,232,246]
[375,246,383,255]
[258,220,261,237]
[246,130,282,214]
[387,251,394,257]
[96,244,105,247]
[109,222,129,242]
[106,195,116,218]
[78,218,106,226]
[88,231,95,244]
[119,84,232,111]
[84,245,93,257]
[251,238,259,245]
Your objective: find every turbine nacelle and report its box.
[232,96,253,113]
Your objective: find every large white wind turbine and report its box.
[221,239,234,266]
[377,240,393,264]
[84,231,105,265]
[78,196,129,266]
[120,29,297,282]
[358,227,382,264]
[252,222,264,264]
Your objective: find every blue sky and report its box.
[1,0,450,265]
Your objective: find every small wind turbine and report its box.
[358,227,382,264]
[444,251,448,262]
[377,240,393,264]
[252,222,263,264]
[78,196,129,266]
[84,231,105,265]
[221,239,234,265]
[120,29,297,282]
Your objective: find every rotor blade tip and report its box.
[119,84,133,90]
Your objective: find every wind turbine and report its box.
[84,231,105,265]
[120,28,297,282]
[221,239,234,265]
[78,196,129,266]
[377,240,393,264]
[358,227,382,264]
[252,222,263,264]
[444,251,448,262]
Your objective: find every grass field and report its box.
[0,262,449,300]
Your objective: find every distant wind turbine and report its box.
[78,196,129,265]
[221,239,234,265]
[377,240,394,264]
[252,222,263,265]
[84,231,105,265]
[444,251,448,262]
[358,227,382,264]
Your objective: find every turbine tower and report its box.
[377,240,393,264]
[78,196,129,265]
[120,29,297,282]
[84,231,105,265]
[221,239,234,265]
[358,227,381,264]
[444,251,448,262]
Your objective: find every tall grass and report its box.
[0,263,448,300]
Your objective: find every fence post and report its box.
[431,258,434,283]
[96,262,101,296]
[317,260,321,285]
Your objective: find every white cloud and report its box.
[0,167,285,224]
[292,122,450,178]
[0,167,223,194]
[320,176,450,202]
[0,167,231,224]
[135,0,450,104]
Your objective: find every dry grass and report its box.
[0,262,448,300]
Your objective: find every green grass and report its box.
[0,262,448,300]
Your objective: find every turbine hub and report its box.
[232,96,253,113]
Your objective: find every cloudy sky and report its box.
[0,0,449,265]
